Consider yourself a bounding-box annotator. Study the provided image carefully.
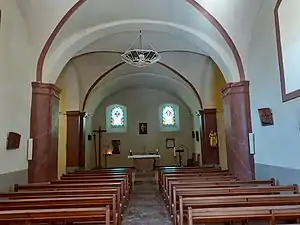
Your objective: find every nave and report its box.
[123,171,172,225]
[0,166,300,224]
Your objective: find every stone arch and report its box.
[36,0,244,84]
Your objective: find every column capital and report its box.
[221,80,249,97]
[31,82,61,99]
[66,111,86,117]
[201,108,217,115]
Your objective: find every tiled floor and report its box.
[122,171,172,225]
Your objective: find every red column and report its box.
[79,112,85,167]
[66,111,85,169]
[201,109,220,165]
[222,81,254,180]
[28,82,60,183]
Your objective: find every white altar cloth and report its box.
[128,154,161,159]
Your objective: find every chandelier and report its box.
[121,30,161,67]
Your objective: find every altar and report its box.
[128,154,160,171]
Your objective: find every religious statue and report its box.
[209,130,218,147]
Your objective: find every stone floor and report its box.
[122,171,172,225]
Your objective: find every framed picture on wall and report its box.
[139,122,147,135]
[6,132,21,150]
[166,138,175,149]
[258,108,274,126]
[111,140,121,154]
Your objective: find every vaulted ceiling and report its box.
[15,0,269,111]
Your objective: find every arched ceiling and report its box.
[15,0,263,84]
[15,0,264,112]
[67,51,215,112]
[85,73,200,114]
[75,30,206,56]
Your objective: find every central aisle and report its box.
[122,171,172,225]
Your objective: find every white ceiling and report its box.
[67,51,214,112]
[38,0,243,83]
[15,0,264,84]
[85,73,200,114]
[76,30,206,56]
[15,0,265,111]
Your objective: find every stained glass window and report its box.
[111,106,124,127]
[159,103,180,131]
[106,104,127,133]
[162,105,176,126]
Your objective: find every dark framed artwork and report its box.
[111,140,120,154]
[139,122,147,135]
[6,132,21,150]
[166,138,175,149]
[195,131,200,142]
[258,108,274,126]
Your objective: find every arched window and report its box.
[159,103,180,131]
[106,104,127,133]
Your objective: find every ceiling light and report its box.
[121,30,161,67]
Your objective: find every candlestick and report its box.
[129,149,132,156]
[156,148,159,155]
[173,147,176,157]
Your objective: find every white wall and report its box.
[90,88,195,168]
[278,0,300,93]
[247,0,300,170]
[0,0,34,175]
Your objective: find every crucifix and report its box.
[93,126,106,168]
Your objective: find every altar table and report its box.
[128,155,160,171]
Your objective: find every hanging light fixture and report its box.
[121,30,161,67]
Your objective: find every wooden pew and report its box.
[161,174,237,191]
[160,170,230,186]
[158,167,228,184]
[0,188,122,209]
[62,173,128,179]
[165,179,275,208]
[6,168,132,224]
[51,178,131,205]
[0,206,110,225]
[0,188,119,198]
[0,195,119,224]
[187,205,300,225]
[170,184,297,223]
[68,168,132,177]
[180,193,300,225]
[73,167,133,173]
[51,177,129,193]
[64,170,133,186]
[14,182,129,209]
[161,173,238,195]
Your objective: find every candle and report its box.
[156,148,159,155]
[129,149,132,155]
[173,147,176,157]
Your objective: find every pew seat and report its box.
[187,205,300,225]
[0,206,110,225]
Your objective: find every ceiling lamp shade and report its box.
[121,31,161,67]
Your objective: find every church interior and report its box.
[1,0,300,224]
